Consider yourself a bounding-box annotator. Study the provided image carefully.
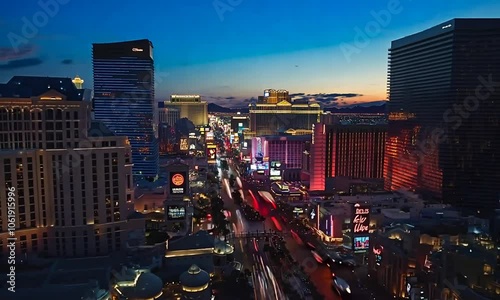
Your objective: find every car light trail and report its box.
[270,216,282,231]
[258,191,277,209]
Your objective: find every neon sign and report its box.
[353,205,370,234]
[373,245,383,255]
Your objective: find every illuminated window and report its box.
[484,264,492,275]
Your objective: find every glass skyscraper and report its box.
[93,39,159,178]
[385,19,500,216]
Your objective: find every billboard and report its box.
[270,161,282,180]
[373,245,383,265]
[170,172,188,195]
[353,236,370,251]
[206,144,217,163]
[180,138,188,151]
[206,132,214,141]
[166,205,186,220]
[352,203,370,234]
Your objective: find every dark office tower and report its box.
[385,19,500,216]
[93,39,159,179]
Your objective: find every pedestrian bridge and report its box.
[228,231,290,239]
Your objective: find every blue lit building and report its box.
[92,39,159,178]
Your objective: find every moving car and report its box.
[331,274,352,299]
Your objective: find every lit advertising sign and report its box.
[270,169,281,176]
[170,172,187,195]
[256,137,263,157]
[166,205,186,220]
[256,162,268,170]
[270,161,282,180]
[373,245,383,265]
[352,203,370,234]
[318,214,334,237]
[353,236,370,251]
[206,132,214,141]
[180,138,188,151]
[207,144,217,163]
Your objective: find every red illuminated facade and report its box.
[383,115,442,198]
[310,121,387,191]
[309,124,327,191]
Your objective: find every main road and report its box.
[218,165,286,300]
[221,161,344,300]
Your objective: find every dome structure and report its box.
[132,272,163,299]
[180,265,210,291]
[213,240,234,255]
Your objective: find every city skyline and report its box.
[1,0,500,107]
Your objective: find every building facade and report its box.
[310,117,387,191]
[0,78,142,258]
[250,135,311,180]
[92,39,158,178]
[159,95,208,127]
[385,19,500,214]
[158,107,180,155]
[249,90,322,136]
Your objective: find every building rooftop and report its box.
[0,76,86,100]
[167,230,214,251]
[0,283,108,300]
[88,121,116,137]
[258,134,312,141]
[383,218,468,237]
[391,18,500,49]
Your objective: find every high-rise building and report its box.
[92,39,158,178]
[250,135,311,181]
[385,19,500,215]
[0,76,142,258]
[310,115,387,191]
[249,89,322,136]
[159,95,208,126]
[158,107,180,155]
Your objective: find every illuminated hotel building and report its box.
[383,113,430,195]
[158,107,180,155]
[310,116,387,191]
[0,76,142,258]
[92,39,158,178]
[249,90,322,136]
[385,19,500,214]
[159,95,208,127]
[251,135,311,181]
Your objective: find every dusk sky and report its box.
[1,0,500,107]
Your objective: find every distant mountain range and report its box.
[208,101,387,114]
